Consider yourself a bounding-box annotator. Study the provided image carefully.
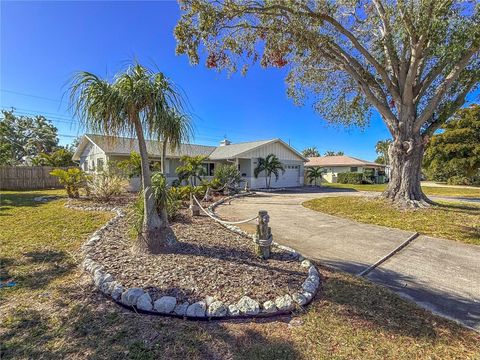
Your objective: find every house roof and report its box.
[305,155,385,168]
[73,134,307,162]
[72,134,216,161]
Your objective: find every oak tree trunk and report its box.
[133,118,176,253]
[382,132,433,208]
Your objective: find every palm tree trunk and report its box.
[133,117,176,253]
[161,140,167,174]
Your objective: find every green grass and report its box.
[1,190,479,359]
[323,183,480,198]
[304,196,480,245]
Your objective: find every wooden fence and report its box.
[0,166,75,190]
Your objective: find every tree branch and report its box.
[415,45,480,128]
[422,77,478,137]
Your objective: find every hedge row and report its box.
[337,172,364,184]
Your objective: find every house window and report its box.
[90,160,95,171]
[97,158,104,171]
[350,167,358,172]
[202,162,215,176]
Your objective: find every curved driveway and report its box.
[215,189,480,331]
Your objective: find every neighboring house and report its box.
[72,134,306,189]
[305,155,387,184]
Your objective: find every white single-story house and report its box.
[72,134,307,189]
[305,155,387,184]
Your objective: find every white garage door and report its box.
[270,164,300,188]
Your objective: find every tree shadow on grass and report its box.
[316,260,480,336]
[0,280,301,360]
[0,250,75,292]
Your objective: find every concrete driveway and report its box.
[215,189,480,331]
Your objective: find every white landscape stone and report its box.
[207,301,228,317]
[302,279,317,294]
[227,304,240,316]
[292,293,307,306]
[308,266,319,277]
[111,284,125,301]
[120,288,145,307]
[301,259,312,268]
[186,301,206,317]
[237,296,260,315]
[173,301,190,316]
[275,294,295,311]
[154,296,177,313]
[136,293,153,311]
[262,300,277,313]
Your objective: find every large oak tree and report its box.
[175,0,480,207]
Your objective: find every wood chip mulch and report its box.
[88,209,307,304]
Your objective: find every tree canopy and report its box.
[423,104,480,185]
[0,109,59,165]
[175,0,480,207]
[302,146,320,157]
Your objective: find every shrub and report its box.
[213,164,242,189]
[50,168,88,198]
[168,185,205,201]
[151,172,184,219]
[447,175,479,186]
[87,167,125,202]
[337,172,364,184]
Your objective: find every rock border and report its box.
[75,193,321,320]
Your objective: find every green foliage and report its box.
[375,139,392,166]
[1,109,59,165]
[302,147,320,158]
[156,109,193,173]
[306,167,325,186]
[254,154,285,188]
[337,172,364,184]
[324,151,344,156]
[213,163,241,189]
[31,148,76,167]
[50,168,88,198]
[116,152,161,179]
[423,105,480,185]
[86,167,125,202]
[176,155,207,185]
[168,185,205,201]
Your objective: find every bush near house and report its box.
[50,168,89,198]
[337,172,364,184]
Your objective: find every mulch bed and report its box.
[88,209,307,304]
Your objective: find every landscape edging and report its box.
[71,194,320,320]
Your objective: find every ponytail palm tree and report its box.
[69,62,184,253]
[254,154,285,188]
[158,109,193,174]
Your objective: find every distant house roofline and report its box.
[305,155,385,168]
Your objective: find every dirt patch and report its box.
[89,210,306,304]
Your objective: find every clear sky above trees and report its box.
[1,1,478,161]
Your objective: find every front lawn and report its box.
[323,183,480,198]
[304,196,480,245]
[1,190,479,359]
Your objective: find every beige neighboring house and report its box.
[305,155,387,184]
[72,134,307,189]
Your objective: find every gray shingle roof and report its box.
[86,134,216,158]
[208,139,276,160]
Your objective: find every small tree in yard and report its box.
[306,167,325,186]
[175,1,480,208]
[254,154,285,188]
[70,62,184,253]
[176,155,207,186]
[50,168,88,198]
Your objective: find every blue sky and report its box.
[1,1,475,161]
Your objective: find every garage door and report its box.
[270,164,300,188]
